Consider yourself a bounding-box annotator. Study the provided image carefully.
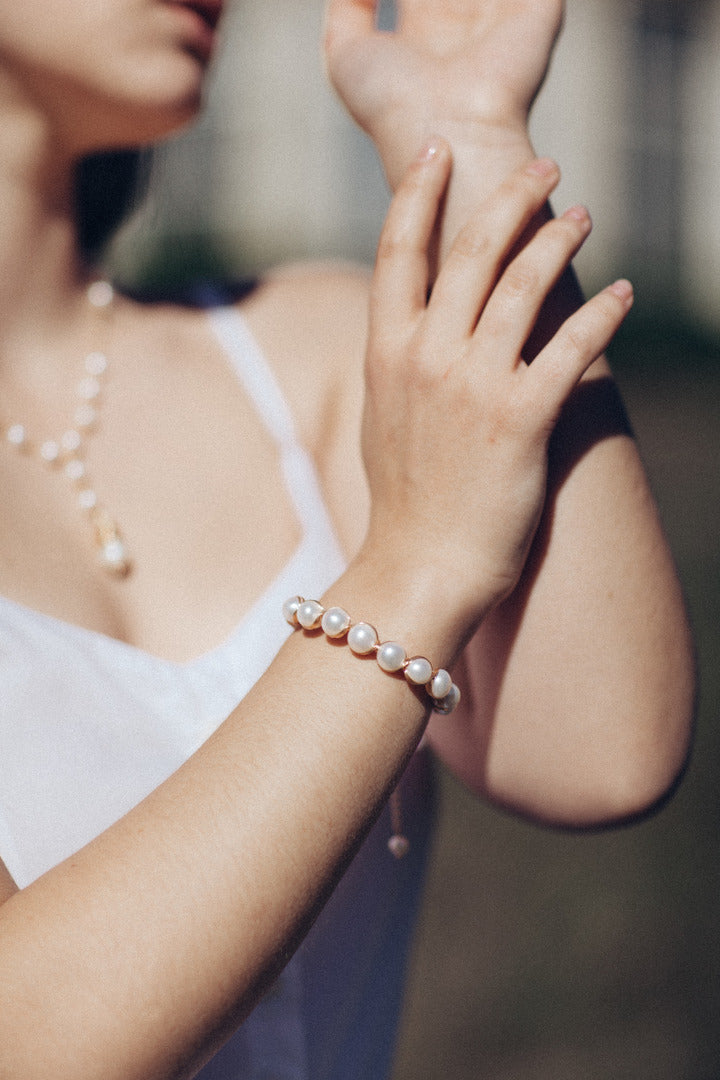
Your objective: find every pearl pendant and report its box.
[99,537,131,577]
[388,834,410,859]
[94,511,131,578]
[1,279,133,579]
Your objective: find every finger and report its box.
[426,159,561,339]
[473,205,593,366]
[324,0,378,59]
[529,280,634,422]
[397,0,563,47]
[370,139,452,332]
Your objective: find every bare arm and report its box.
[0,155,632,1078]
[326,0,695,819]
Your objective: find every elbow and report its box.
[485,685,697,831]
[595,638,698,826]
[563,699,695,830]
[588,701,696,828]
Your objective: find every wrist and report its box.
[373,118,542,268]
[376,112,536,193]
[327,540,494,671]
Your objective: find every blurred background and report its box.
[109,1,720,1076]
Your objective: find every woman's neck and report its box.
[0,83,91,363]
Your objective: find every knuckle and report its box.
[500,260,540,300]
[528,217,585,270]
[376,178,426,261]
[375,224,414,265]
[367,329,430,385]
[452,222,493,261]
[547,217,584,254]
[561,321,593,357]
[556,291,623,361]
[485,397,524,444]
[507,167,546,205]
[394,161,431,205]
[497,161,558,219]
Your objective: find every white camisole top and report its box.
[0,304,435,1080]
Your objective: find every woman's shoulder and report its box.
[234,260,371,453]
[125,259,371,452]
[122,261,372,552]
[239,259,371,360]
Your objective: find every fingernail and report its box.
[526,157,558,178]
[563,204,591,226]
[417,138,442,164]
[607,279,634,304]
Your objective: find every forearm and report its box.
[0,557,467,1080]
[403,106,694,808]
[430,163,694,818]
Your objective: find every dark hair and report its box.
[74,149,150,260]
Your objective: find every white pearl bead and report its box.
[64,459,86,482]
[84,351,108,376]
[282,596,303,625]
[100,538,129,575]
[40,440,60,463]
[321,606,351,638]
[78,488,98,512]
[87,280,114,308]
[75,404,97,429]
[6,424,26,447]
[388,835,410,859]
[433,683,461,715]
[347,622,378,655]
[377,641,406,673]
[61,429,82,453]
[297,599,324,629]
[405,656,433,686]
[430,669,452,699]
[77,377,101,401]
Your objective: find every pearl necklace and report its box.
[2,280,131,577]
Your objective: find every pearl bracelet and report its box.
[282,596,461,715]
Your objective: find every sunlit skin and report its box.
[0,2,694,1077]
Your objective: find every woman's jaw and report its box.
[0,0,227,158]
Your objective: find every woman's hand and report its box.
[324,0,563,191]
[359,142,633,629]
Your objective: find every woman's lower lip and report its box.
[165,2,219,60]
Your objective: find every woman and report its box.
[0,1,694,1077]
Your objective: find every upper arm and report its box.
[427,374,694,827]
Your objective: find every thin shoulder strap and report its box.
[207,304,298,450]
[206,305,345,562]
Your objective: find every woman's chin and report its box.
[71,59,208,154]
